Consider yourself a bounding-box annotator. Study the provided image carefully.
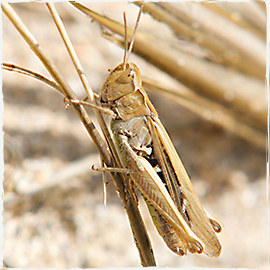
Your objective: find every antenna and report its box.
[122,12,128,68]
[123,2,144,66]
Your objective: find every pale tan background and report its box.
[2,2,268,269]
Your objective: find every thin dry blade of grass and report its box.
[46,3,94,102]
[2,62,62,93]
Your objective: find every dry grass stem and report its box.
[2,62,62,94]
[46,3,94,102]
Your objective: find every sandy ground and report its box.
[2,2,269,269]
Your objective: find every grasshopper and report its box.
[98,3,222,257]
[2,1,221,264]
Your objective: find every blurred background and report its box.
[2,2,268,268]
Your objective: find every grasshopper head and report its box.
[100,4,151,121]
[100,62,142,103]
